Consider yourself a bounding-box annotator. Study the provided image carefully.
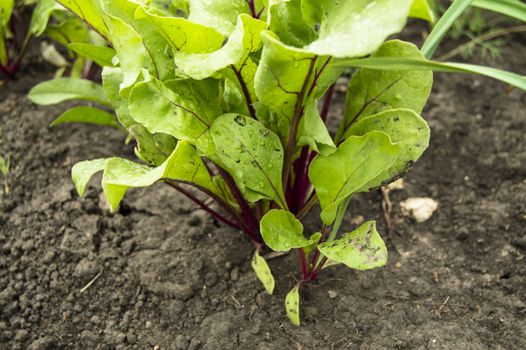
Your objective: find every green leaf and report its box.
[102,0,138,23]
[29,0,63,36]
[0,154,10,177]
[309,131,399,225]
[0,17,9,65]
[335,57,526,92]
[72,158,109,196]
[254,32,339,141]
[45,18,91,47]
[173,14,267,80]
[472,0,526,22]
[210,114,287,207]
[0,0,14,25]
[73,141,219,211]
[421,0,472,59]
[101,67,136,128]
[57,0,110,39]
[51,106,121,129]
[318,221,388,270]
[68,43,116,67]
[255,31,317,139]
[268,0,317,48]
[104,141,218,211]
[303,232,322,256]
[105,15,145,88]
[285,286,300,326]
[298,100,336,156]
[337,40,433,141]
[279,0,414,57]
[409,0,435,23]
[251,251,275,294]
[133,12,175,80]
[135,6,224,54]
[129,124,177,166]
[149,0,185,16]
[260,209,311,252]
[187,0,251,36]
[346,109,430,191]
[129,77,222,155]
[28,78,111,106]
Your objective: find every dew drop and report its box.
[235,115,246,126]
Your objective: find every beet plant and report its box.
[28,0,526,325]
[1,0,110,80]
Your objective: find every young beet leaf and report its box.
[1,0,110,80]
[28,0,526,326]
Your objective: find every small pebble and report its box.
[230,268,239,282]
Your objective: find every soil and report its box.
[1,32,526,350]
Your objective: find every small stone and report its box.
[74,258,99,279]
[121,239,135,255]
[145,321,153,329]
[387,178,405,191]
[328,290,338,299]
[89,315,101,325]
[351,215,365,226]
[126,332,137,345]
[230,268,239,282]
[456,227,469,241]
[42,250,56,263]
[400,197,438,223]
[188,214,202,227]
[115,332,126,344]
[21,240,35,252]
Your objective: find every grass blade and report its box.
[335,57,526,91]
[421,0,473,59]
[472,0,526,22]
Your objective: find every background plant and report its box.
[29,0,526,325]
[429,0,526,61]
[0,0,111,80]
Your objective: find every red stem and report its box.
[215,165,263,243]
[320,84,336,122]
[298,249,310,280]
[247,0,257,18]
[166,181,241,230]
[309,224,330,272]
[230,64,256,119]
[256,7,266,19]
[307,57,332,98]
[282,56,318,192]
[287,146,309,214]
[289,85,336,216]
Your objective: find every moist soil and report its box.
[1,35,526,350]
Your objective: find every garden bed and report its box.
[0,36,525,349]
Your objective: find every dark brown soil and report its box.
[1,34,525,350]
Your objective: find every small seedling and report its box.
[0,154,10,194]
[28,0,526,325]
